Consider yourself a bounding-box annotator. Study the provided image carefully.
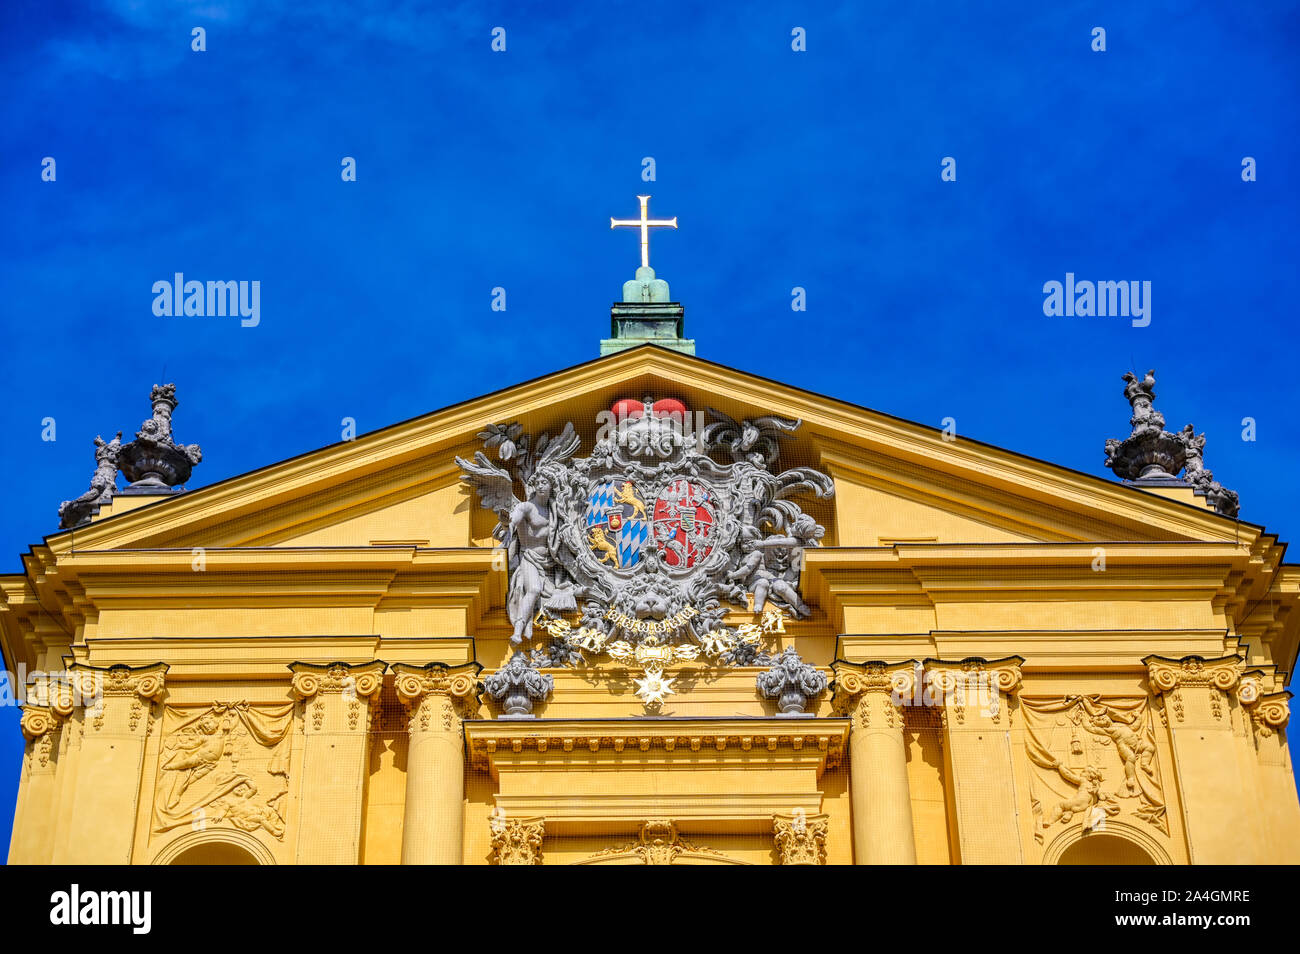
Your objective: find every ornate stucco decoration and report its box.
[1102,370,1238,516]
[772,809,829,865]
[290,661,385,733]
[1144,654,1241,724]
[483,652,553,718]
[392,662,481,731]
[19,707,62,769]
[581,820,734,865]
[152,701,293,841]
[58,432,122,529]
[1237,676,1291,738]
[117,383,203,491]
[757,648,828,717]
[1021,695,1168,842]
[489,813,545,865]
[69,662,167,735]
[924,657,1022,725]
[456,397,834,707]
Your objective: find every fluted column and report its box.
[290,661,385,865]
[832,660,918,864]
[392,662,481,865]
[58,663,167,864]
[1145,654,1262,863]
[926,656,1024,864]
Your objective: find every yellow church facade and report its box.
[3,345,1298,865]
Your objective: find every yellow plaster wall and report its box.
[5,351,1298,866]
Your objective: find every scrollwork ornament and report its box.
[489,815,545,865]
[1237,678,1261,707]
[1239,683,1291,739]
[19,707,57,742]
[392,662,482,731]
[756,648,828,716]
[455,399,835,704]
[1254,698,1291,736]
[773,810,829,865]
[290,672,321,700]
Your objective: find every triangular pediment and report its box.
[52,346,1251,555]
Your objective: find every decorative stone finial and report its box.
[117,383,203,491]
[58,432,122,529]
[483,652,553,718]
[1102,369,1239,516]
[1177,425,1240,517]
[1103,370,1186,480]
[756,647,828,717]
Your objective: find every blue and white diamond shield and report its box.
[584,478,649,569]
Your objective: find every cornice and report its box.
[464,716,849,775]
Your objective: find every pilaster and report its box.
[925,656,1024,864]
[57,663,167,864]
[1144,654,1260,863]
[1236,677,1298,862]
[7,705,67,863]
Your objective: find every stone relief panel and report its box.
[151,702,293,841]
[1022,695,1168,843]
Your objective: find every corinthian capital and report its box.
[489,814,544,865]
[773,810,829,865]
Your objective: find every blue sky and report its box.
[1,0,1297,848]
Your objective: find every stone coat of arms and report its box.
[457,398,834,700]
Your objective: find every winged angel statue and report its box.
[456,422,584,643]
[456,401,835,672]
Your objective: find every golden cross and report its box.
[610,195,677,269]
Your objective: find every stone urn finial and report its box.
[484,652,553,719]
[1102,369,1240,516]
[1103,369,1187,481]
[756,647,827,717]
[117,382,203,491]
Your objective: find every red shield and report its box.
[652,479,715,569]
